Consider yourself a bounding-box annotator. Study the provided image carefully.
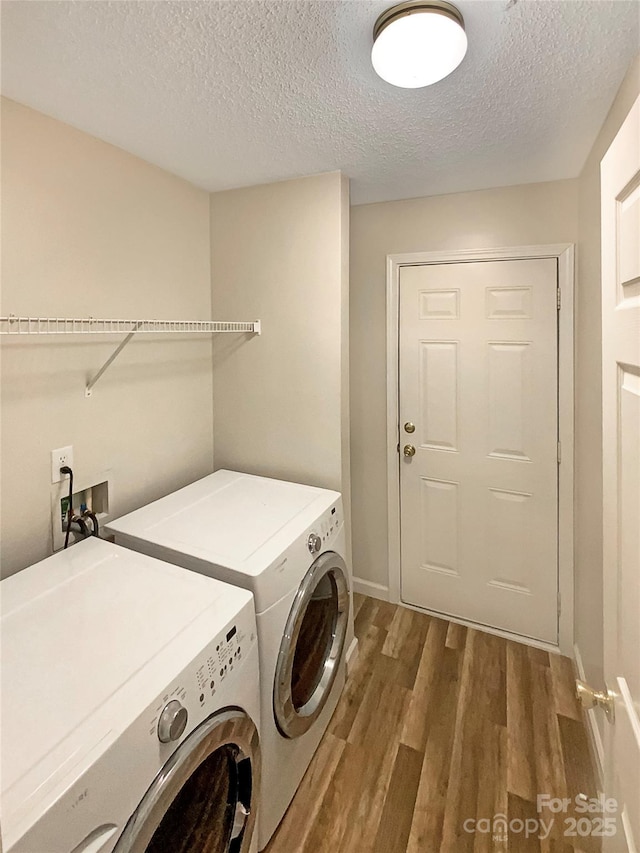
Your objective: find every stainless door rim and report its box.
[274,551,350,739]
[113,708,260,853]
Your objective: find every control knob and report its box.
[307,533,322,554]
[158,699,188,744]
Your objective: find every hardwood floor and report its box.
[266,595,602,853]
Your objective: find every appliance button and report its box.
[307,533,322,554]
[157,700,188,744]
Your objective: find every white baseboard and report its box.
[573,643,604,788]
[346,637,359,676]
[352,576,390,602]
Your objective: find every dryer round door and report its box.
[274,551,350,739]
[113,709,260,853]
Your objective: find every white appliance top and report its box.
[1,537,252,809]
[106,470,340,578]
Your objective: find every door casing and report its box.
[385,244,575,655]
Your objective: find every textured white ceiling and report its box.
[2,1,638,204]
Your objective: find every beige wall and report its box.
[210,171,352,645]
[339,176,353,565]
[575,54,640,698]
[350,179,579,592]
[210,172,350,497]
[0,98,214,577]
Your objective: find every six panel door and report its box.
[399,258,559,643]
[601,93,640,851]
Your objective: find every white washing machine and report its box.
[107,470,352,850]
[1,537,261,853]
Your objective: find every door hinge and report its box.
[557,441,562,464]
[397,443,400,454]
[557,287,562,310]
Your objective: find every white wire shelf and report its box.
[0,314,261,396]
[0,315,261,335]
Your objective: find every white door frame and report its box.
[386,244,575,655]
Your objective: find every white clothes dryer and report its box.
[1,538,261,853]
[107,470,352,850]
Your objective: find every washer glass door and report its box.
[114,710,260,853]
[274,552,349,739]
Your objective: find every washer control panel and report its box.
[197,623,244,701]
[148,613,251,743]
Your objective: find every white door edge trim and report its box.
[574,641,605,787]
[385,244,575,655]
[621,810,639,853]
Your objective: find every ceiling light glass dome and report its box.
[372,1,468,89]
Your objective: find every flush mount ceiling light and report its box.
[371,0,468,89]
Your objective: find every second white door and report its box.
[399,258,559,643]
[601,93,640,851]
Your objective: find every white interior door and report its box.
[399,258,559,643]
[601,93,640,852]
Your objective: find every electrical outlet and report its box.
[51,446,74,483]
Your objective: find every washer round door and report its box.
[114,709,260,853]
[274,551,350,739]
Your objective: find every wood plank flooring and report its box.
[266,595,602,853]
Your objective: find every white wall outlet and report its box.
[51,446,74,483]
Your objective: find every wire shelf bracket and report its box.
[0,315,261,396]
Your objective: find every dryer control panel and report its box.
[316,502,342,547]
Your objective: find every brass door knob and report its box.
[575,680,615,723]
[404,422,416,434]
[403,445,416,457]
